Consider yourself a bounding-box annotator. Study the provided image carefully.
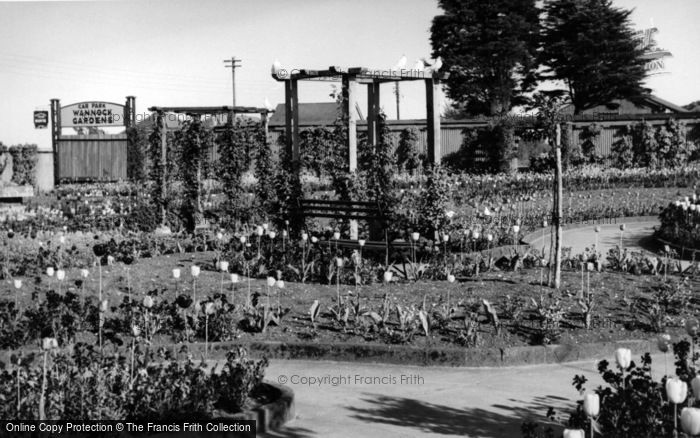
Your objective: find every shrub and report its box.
[8,144,38,187]
[395,127,421,174]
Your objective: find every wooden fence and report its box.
[57,133,127,181]
[269,112,700,162]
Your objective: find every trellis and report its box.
[147,106,273,229]
[271,66,449,239]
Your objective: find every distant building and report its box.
[561,94,689,116]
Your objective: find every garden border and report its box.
[158,338,656,368]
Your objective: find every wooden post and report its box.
[554,124,563,289]
[367,81,380,147]
[284,80,300,162]
[50,99,61,186]
[159,111,167,227]
[343,74,359,240]
[425,78,441,166]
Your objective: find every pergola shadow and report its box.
[346,392,569,437]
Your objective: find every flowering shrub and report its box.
[657,194,700,250]
[0,344,268,420]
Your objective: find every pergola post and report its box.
[343,74,359,239]
[367,81,381,147]
[284,79,300,162]
[426,77,441,166]
[158,111,167,227]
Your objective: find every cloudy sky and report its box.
[1,0,698,149]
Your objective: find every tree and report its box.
[431,0,540,116]
[540,0,648,114]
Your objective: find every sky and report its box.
[1,0,699,150]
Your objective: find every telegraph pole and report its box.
[223,57,242,120]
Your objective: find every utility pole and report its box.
[223,57,242,120]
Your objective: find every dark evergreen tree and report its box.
[431,0,540,116]
[540,0,648,114]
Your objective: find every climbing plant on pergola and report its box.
[271,66,449,238]
[147,106,273,231]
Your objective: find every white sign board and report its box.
[60,101,125,127]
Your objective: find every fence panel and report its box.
[57,133,127,181]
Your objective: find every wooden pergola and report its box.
[271,66,449,172]
[272,66,448,239]
[147,105,273,229]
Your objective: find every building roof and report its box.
[641,94,689,113]
[561,94,688,115]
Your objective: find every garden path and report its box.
[526,220,664,259]
[260,352,669,438]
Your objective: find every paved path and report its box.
[262,353,671,438]
[525,221,659,258]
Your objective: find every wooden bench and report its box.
[298,198,411,263]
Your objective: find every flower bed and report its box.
[657,193,700,252]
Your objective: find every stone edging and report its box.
[163,338,656,368]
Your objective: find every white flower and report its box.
[220,261,229,272]
[47,267,55,277]
[204,302,215,315]
[269,231,276,239]
[472,231,480,240]
[216,232,223,240]
[230,273,239,283]
[333,231,341,240]
[80,269,89,278]
[239,235,247,244]
[256,226,264,236]
[172,268,181,279]
[411,232,420,242]
[583,393,600,417]
[191,266,200,278]
[107,255,115,266]
[667,377,688,404]
[59,236,66,244]
[442,234,449,242]
[99,299,109,312]
[681,407,700,436]
[42,337,58,351]
[336,257,344,268]
[358,239,366,247]
[614,347,631,369]
[301,232,309,242]
[486,233,493,242]
[276,280,285,289]
[484,207,491,216]
[383,271,393,283]
[56,270,65,281]
[131,325,141,337]
[13,279,22,289]
[513,225,520,234]
[447,274,455,283]
[311,236,319,244]
[142,296,154,309]
[445,210,455,219]
[266,277,276,287]
[262,223,269,231]
[562,430,584,438]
